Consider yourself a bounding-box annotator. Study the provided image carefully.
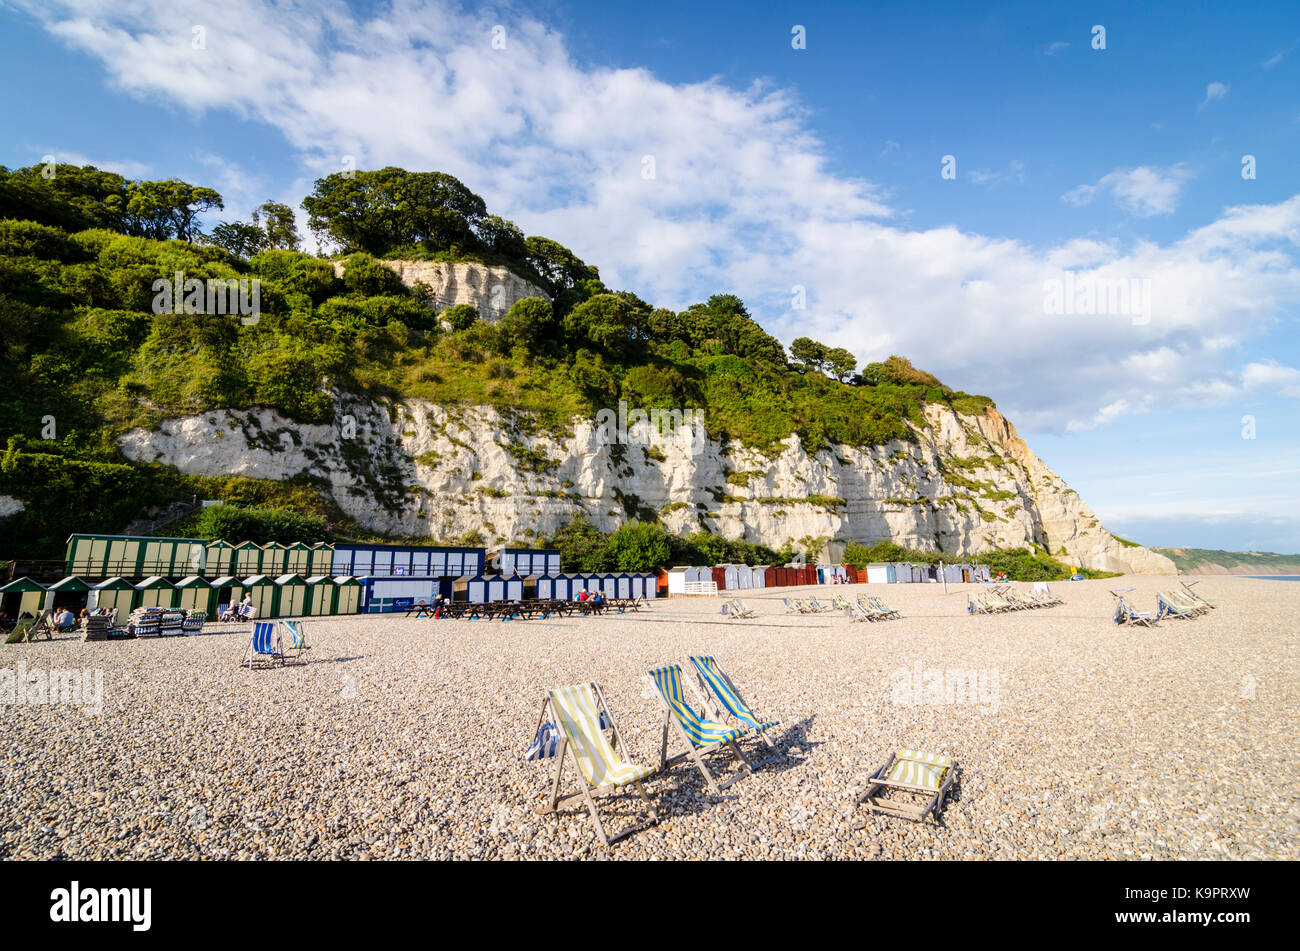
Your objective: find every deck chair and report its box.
[533,682,658,848]
[1156,593,1201,620]
[240,620,285,668]
[831,594,851,610]
[869,597,900,619]
[687,655,780,761]
[782,598,802,614]
[281,619,311,662]
[24,609,56,641]
[1110,589,1157,627]
[1180,580,1216,609]
[846,599,879,622]
[856,749,958,824]
[648,665,753,794]
[723,598,755,619]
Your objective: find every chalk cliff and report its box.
[118,393,1176,575]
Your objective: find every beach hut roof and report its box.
[274,573,306,585]
[304,575,336,585]
[91,576,135,591]
[242,575,275,585]
[135,576,175,589]
[47,576,93,592]
[0,576,46,593]
[174,576,214,589]
[208,575,238,587]
[334,576,361,586]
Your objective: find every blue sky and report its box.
[2,0,1298,552]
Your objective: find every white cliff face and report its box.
[117,395,1175,575]
[332,259,550,322]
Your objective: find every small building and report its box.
[663,566,691,595]
[241,575,280,619]
[203,540,235,577]
[865,563,896,584]
[536,574,569,600]
[307,543,334,576]
[454,573,488,603]
[135,576,177,608]
[490,548,562,576]
[1,577,47,619]
[64,533,206,580]
[174,576,217,615]
[283,542,315,575]
[303,576,337,615]
[208,576,244,616]
[274,574,310,617]
[45,576,93,613]
[233,541,263,577]
[259,543,289,577]
[89,577,137,615]
[333,576,362,615]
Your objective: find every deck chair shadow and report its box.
[687,655,782,767]
[240,620,285,668]
[532,682,658,848]
[648,664,753,795]
[856,749,959,824]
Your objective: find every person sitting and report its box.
[577,590,589,603]
[55,607,77,631]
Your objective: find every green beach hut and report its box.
[174,576,217,615]
[90,577,138,615]
[135,576,177,609]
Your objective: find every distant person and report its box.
[56,607,76,631]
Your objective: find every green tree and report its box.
[208,220,267,259]
[497,296,554,350]
[442,303,479,331]
[606,520,671,571]
[546,516,613,572]
[123,179,224,242]
[825,347,857,382]
[258,201,300,250]
[790,336,828,373]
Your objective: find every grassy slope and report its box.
[1153,548,1300,574]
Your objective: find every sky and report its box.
[1,0,1298,553]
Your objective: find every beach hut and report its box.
[504,574,525,601]
[1,577,47,619]
[88,577,137,615]
[45,576,93,614]
[721,564,740,590]
[303,576,336,615]
[274,574,309,617]
[333,577,362,614]
[241,576,279,618]
[521,574,541,600]
[454,573,488,603]
[233,541,263,576]
[709,566,726,591]
[663,566,691,595]
[282,542,313,575]
[174,576,217,615]
[307,543,334,577]
[611,572,631,599]
[208,576,243,616]
[64,533,206,579]
[865,563,896,584]
[844,564,859,584]
[536,574,566,600]
[203,540,234,577]
[484,575,508,602]
[135,576,176,608]
[259,543,288,577]
[640,573,659,599]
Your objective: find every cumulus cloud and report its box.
[1045,41,1070,56]
[14,0,1300,434]
[1062,164,1196,216]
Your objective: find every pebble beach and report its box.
[2,576,1295,861]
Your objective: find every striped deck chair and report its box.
[1110,589,1157,627]
[533,682,658,848]
[782,598,802,614]
[846,599,878,622]
[281,619,311,661]
[240,620,285,668]
[723,598,755,619]
[831,594,851,610]
[869,597,900,620]
[1180,580,1216,609]
[648,665,753,794]
[687,656,780,759]
[1156,593,1201,620]
[857,749,958,823]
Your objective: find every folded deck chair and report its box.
[687,655,780,759]
[857,749,958,824]
[281,619,311,662]
[1156,593,1201,620]
[869,597,900,619]
[782,597,802,614]
[648,665,752,794]
[846,599,879,622]
[723,598,755,619]
[240,620,285,668]
[533,682,658,848]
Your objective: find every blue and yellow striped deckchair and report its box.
[534,682,658,847]
[688,655,779,754]
[648,665,752,794]
[280,619,311,662]
[857,748,958,823]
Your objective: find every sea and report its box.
[1245,575,1300,581]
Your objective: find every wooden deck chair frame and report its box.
[856,751,958,824]
[648,666,753,795]
[685,655,782,766]
[534,682,659,848]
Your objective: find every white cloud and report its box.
[1045,41,1070,56]
[1062,164,1195,216]
[1242,360,1300,398]
[14,0,1300,434]
[1199,81,1229,109]
[967,160,1024,187]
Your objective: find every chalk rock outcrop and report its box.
[118,393,1175,575]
